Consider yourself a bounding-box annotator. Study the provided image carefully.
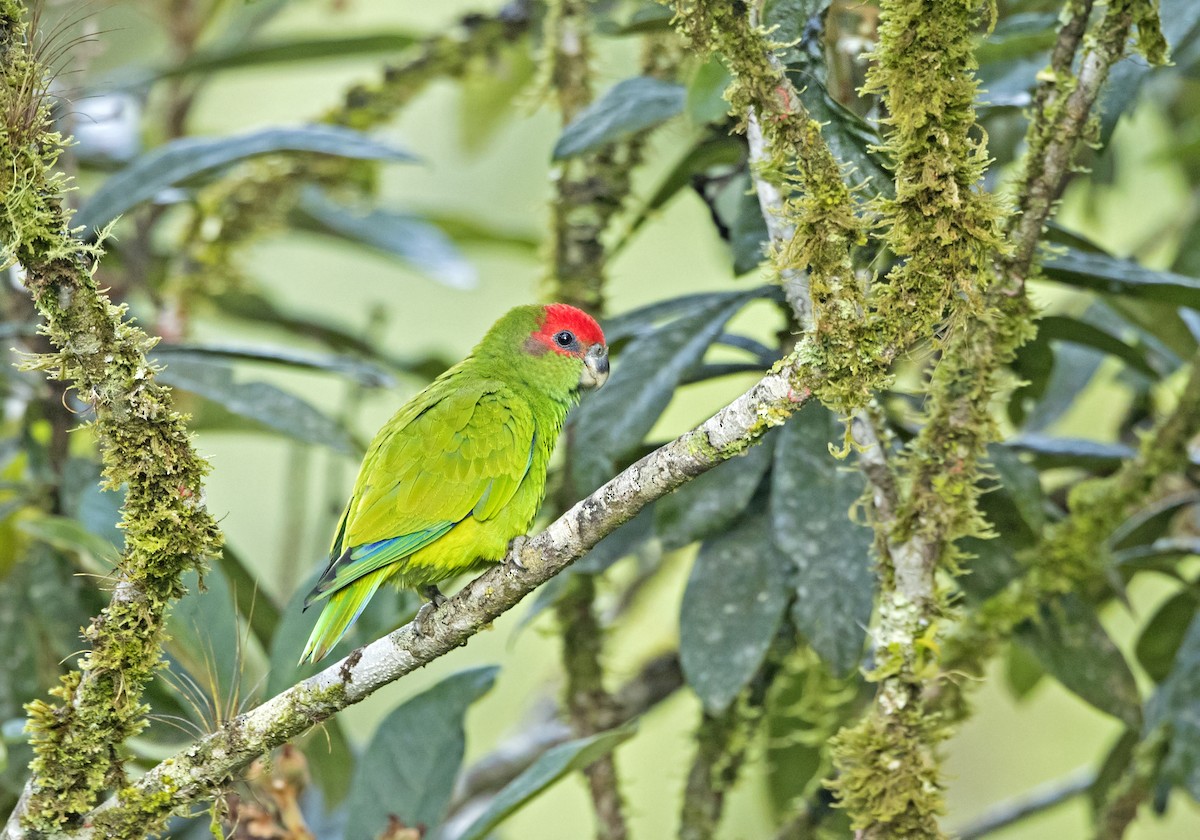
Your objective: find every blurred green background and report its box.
[4,0,1200,837]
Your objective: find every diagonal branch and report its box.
[21,356,816,839]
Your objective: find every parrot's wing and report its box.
[304,382,535,606]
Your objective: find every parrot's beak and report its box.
[580,344,609,390]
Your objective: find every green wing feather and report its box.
[300,378,535,663]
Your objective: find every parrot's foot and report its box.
[506,535,529,571]
[421,585,448,607]
[414,586,447,637]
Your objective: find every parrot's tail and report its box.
[299,568,388,664]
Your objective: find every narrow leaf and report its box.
[444,725,636,840]
[552,77,686,160]
[1043,247,1200,311]
[680,504,791,713]
[346,667,498,840]
[153,343,393,388]
[158,358,358,454]
[1137,590,1199,683]
[161,33,421,78]
[772,406,875,676]
[1147,612,1200,801]
[295,189,476,289]
[75,125,417,233]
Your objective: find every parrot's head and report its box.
[527,303,609,391]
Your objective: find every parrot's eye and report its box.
[554,330,576,348]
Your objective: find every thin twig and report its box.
[952,768,1095,840]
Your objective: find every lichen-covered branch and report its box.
[671,1,872,412]
[13,352,815,839]
[934,0,1170,686]
[0,2,221,832]
[1004,0,1163,290]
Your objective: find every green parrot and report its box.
[300,303,609,663]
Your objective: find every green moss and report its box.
[1,4,222,830]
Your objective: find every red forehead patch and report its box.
[534,303,606,348]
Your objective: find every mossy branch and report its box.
[0,352,816,839]
[934,0,1170,690]
[0,1,221,832]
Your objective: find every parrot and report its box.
[299,303,609,663]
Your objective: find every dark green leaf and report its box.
[1114,537,1200,573]
[1005,435,1135,471]
[520,507,657,628]
[161,33,421,78]
[616,3,675,34]
[987,444,1047,534]
[1146,611,1200,801]
[797,85,892,200]
[1037,315,1159,378]
[1004,641,1045,700]
[1023,341,1105,433]
[620,134,745,248]
[569,292,753,492]
[772,406,875,676]
[1137,590,1199,683]
[552,77,686,160]
[730,177,770,275]
[153,343,393,388]
[346,667,498,840]
[158,358,358,454]
[1043,247,1200,311]
[1019,595,1143,728]
[443,724,636,840]
[680,505,791,713]
[1111,493,1200,551]
[1090,729,1139,817]
[75,126,417,233]
[295,189,476,289]
[657,433,775,550]
[686,56,733,125]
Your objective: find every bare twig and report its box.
[952,767,1095,840]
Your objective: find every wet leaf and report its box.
[680,504,791,713]
[772,406,875,676]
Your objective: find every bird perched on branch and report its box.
[300,303,609,663]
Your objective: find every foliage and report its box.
[2,0,1200,838]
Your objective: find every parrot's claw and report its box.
[506,535,529,571]
[420,585,448,607]
[414,586,447,637]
